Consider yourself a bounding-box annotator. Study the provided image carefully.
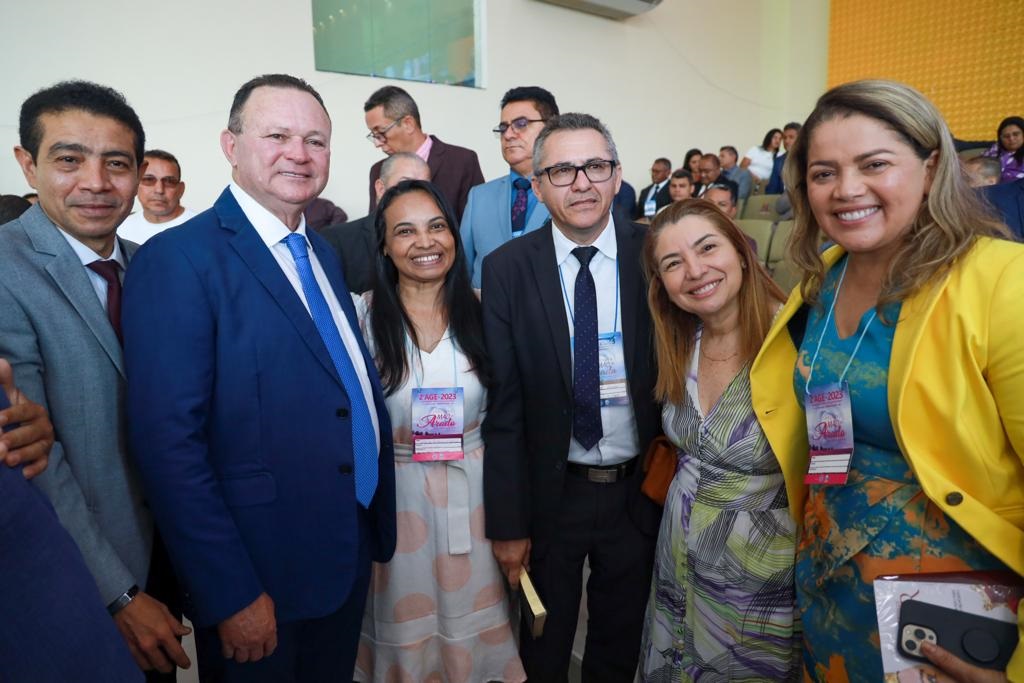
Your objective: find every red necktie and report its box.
[87,260,123,345]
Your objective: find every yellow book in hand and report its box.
[519,570,547,639]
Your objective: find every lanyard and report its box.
[410,333,459,389]
[805,259,877,394]
[557,255,620,335]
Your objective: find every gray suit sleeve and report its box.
[0,281,137,604]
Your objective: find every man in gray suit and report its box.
[0,80,190,679]
[461,86,558,288]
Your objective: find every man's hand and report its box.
[492,538,531,590]
[113,590,192,673]
[217,592,277,664]
[920,642,1007,683]
[0,358,53,478]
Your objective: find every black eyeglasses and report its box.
[366,119,400,143]
[492,117,545,135]
[139,175,181,188]
[537,159,617,187]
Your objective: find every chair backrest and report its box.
[957,146,990,160]
[766,220,794,267]
[770,258,803,294]
[741,193,784,221]
[735,219,774,262]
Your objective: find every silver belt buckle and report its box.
[587,467,617,484]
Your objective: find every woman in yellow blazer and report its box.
[750,80,1024,682]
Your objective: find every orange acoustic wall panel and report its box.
[828,0,1023,141]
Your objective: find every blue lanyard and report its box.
[805,259,876,394]
[557,255,620,336]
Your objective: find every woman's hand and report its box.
[917,642,1007,683]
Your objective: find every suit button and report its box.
[945,491,964,506]
[554,462,564,471]
[336,408,349,418]
[339,464,353,475]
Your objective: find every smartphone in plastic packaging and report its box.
[898,599,1018,671]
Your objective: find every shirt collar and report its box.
[552,212,617,266]
[56,225,127,269]
[229,182,309,249]
[415,135,433,163]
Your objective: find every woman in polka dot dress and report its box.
[352,180,525,683]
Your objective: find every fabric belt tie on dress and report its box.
[392,428,483,555]
[565,457,637,484]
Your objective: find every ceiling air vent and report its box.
[533,0,663,20]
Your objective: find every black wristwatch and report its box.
[107,584,140,616]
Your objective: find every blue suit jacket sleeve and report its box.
[461,185,480,287]
[765,155,786,194]
[123,237,265,627]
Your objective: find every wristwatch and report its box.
[107,584,140,616]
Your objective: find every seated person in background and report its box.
[635,157,673,219]
[322,152,430,293]
[667,169,695,203]
[741,128,783,185]
[303,197,348,232]
[720,145,753,200]
[682,148,702,177]
[703,182,739,219]
[638,199,797,681]
[0,194,32,224]
[984,177,1024,240]
[766,122,801,194]
[982,115,1024,183]
[614,179,637,219]
[353,180,525,682]
[751,79,1024,681]
[964,155,1001,187]
[118,149,197,244]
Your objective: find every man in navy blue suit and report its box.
[0,357,141,682]
[985,177,1024,240]
[123,74,396,682]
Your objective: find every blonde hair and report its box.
[784,80,1008,311]
[642,199,786,404]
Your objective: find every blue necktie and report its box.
[511,177,531,234]
[284,233,378,507]
[571,246,602,450]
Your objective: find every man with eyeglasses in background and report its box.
[118,149,196,244]
[460,86,558,288]
[481,113,661,682]
[363,85,483,218]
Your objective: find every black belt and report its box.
[565,457,637,484]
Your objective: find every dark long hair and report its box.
[761,128,783,155]
[370,180,490,395]
[996,116,1024,165]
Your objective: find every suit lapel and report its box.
[498,175,513,240]
[528,223,573,396]
[23,208,125,376]
[427,135,447,179]
[215,191,343,389]
[614,217,643,385]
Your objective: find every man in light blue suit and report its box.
[461,86,559,288]
[123,74,396,682]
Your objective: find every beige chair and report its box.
[741,193,784,221]
[765,220,795,271]
[770,258,803,294]
[735,219,774,263]
[957,147,990,160]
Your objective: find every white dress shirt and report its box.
[229,183,381,452]
[57,227,127,310]
[551,214,640,466]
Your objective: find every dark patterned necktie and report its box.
[87,260,123,345]
[511,177,531,233]
[571,246,602,450]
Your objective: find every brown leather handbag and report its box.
[641,435,677,506]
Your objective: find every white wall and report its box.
[0,0,829,219]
